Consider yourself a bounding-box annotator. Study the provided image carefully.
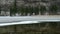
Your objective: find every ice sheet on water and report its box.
[0,21,39,26]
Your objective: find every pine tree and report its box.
[40,6,46,15]
[49,5,58,15]
[10,0,17,16]
[0,6,1,15]
[35,6,39,15]
[24,7,29,16]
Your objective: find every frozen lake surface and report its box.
[0,16,60,22]
[0,16,60,26]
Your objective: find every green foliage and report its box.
[28,6,33,15]
[19,6,40,16]
[10,0,17,16]
[24,7,29,15]
[49,5,58,15]
[10,2,59,16]
[0,6,1,14]
[50,5,58,11]
[10,7,12,16]
[40,6,46,15]
[34,6,39,15]
[40,6,46,11]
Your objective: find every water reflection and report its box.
[0,22,60,34]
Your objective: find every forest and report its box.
[0,0,59,16]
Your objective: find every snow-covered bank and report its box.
[0,16,60,26]
[0,16,60,23]
[0,21,39,26]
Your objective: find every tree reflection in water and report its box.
[0,22,60,34]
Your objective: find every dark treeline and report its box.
[0,0,59,16]
[10,5,58,16]
[9,0,58,16]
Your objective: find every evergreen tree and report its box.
[30,7,33,15]
[35,6,39,15]
[10,0,19,16]
[49,5,58,15]
[14,0,17,13]
[40,6,46,15]
[33,7,36,15]
[0,6,1,15]
[20,7,25,16]
[24,7,29,16]
[28,6,33,16]
[10,7,12,16]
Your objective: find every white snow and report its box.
[0,16,60,26]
